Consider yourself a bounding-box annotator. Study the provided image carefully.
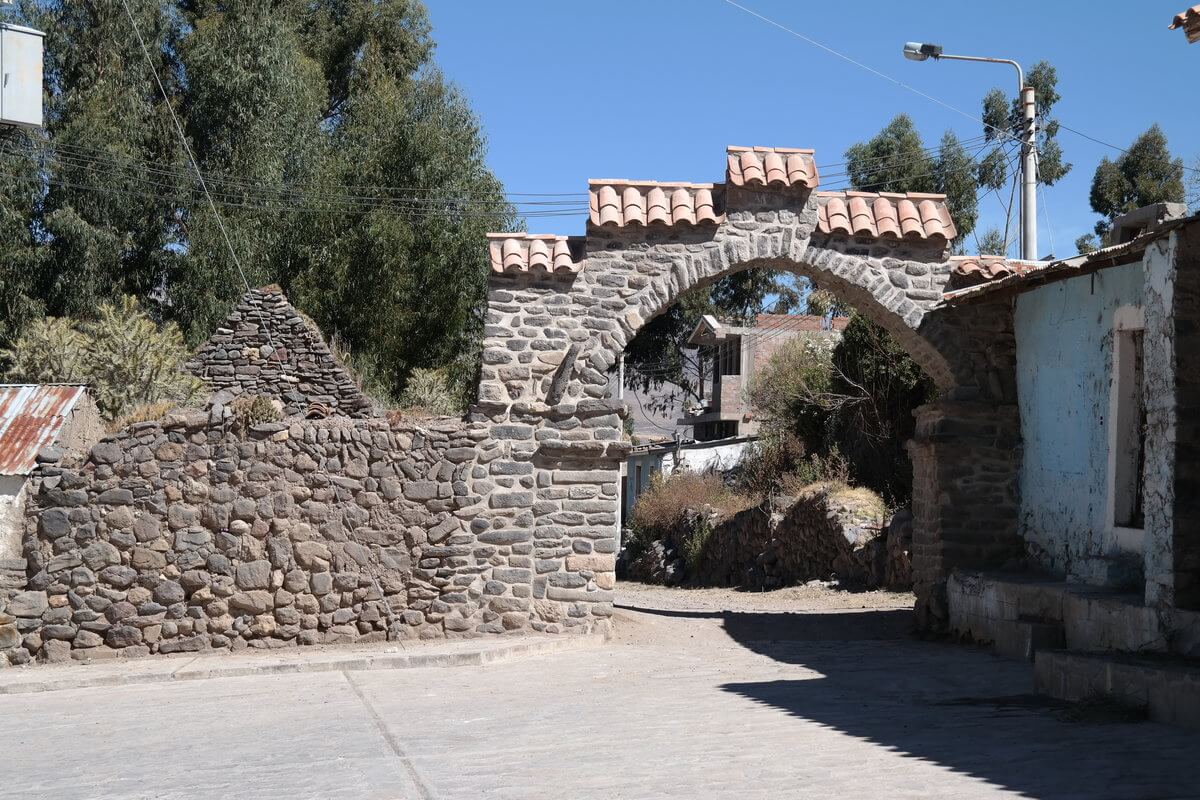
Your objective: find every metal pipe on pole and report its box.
[902,43,1037,260]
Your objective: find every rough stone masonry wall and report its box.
[186,286,374,418]
[1165,224,1200,609]
[624,489,905,591]
[0,405,620,666]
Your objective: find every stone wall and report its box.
[0,403,617,665]
[1164,224,1200,609]
[186,286,373,418]
[622,488,909,591]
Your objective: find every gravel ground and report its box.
[616,580,915,614]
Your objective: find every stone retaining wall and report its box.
[623,489,910,591]
[0,406,617,665]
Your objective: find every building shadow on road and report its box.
[621,604,1199,800]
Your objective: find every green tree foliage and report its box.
[0,0,512,405]
[0,128,45,343]
[747,318,932,504]
[1188,156,1200,210]
[1087,125,1185,240]
[844,115,979,244]
[2,296,202,420]
[975,228,1007,256]
[169,0,328,339]
[21,0,184,319]
[978,61,1071,193]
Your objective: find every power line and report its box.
[1,142,587,213]
[1056,122,1200,177]
[119,0,256,303]
[43,138,591,197]
[0,154,589,219]
[721,0,1200,187]
[719,0,1022,147]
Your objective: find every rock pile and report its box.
[186,285,374,418]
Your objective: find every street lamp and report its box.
[902,42,1038,261]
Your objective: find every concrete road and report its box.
[2,599,1197,800]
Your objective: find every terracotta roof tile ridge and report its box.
[487,232,582,276]
[726,145,819,190]
[822,189,949,201]
[1170,4,1200,27]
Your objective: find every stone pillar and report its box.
[908,401,1022,628]
[473,274,626,635]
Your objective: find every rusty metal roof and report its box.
[0,384,87,476]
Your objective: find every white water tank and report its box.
[0,23,43,128]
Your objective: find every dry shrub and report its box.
[107,400,175,432]
[739,432,851,500]
[230,394,282,430]
[632,471,753,534]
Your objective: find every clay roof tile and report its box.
[872,197,900,237]
[486,233,582,277]
[726,146,818,190]
[824,196,851,235]
[816,191,954,243]
[587,180,723,228]
[848,195,876,237]
[622,185,646,226]
[897,199,923,238]
[1170,4,1200,41]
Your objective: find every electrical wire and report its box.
[42,138,592,197]
[1056,122,1200,177]
[0,142,589,215]
[719,0,1024,148]
[119,0,261,303]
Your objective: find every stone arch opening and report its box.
[474,146,1022,632]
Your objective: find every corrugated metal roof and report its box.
[0,384,86,476]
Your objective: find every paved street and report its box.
[1,591,1197,800]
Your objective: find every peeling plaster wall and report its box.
[1142,235,1177,606]
[1014,262,1144,579]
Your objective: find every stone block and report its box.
[229,591,273,615]
[235,560,272,590]
[7,591,48,618]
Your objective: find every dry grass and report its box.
[789,481,888,523]
[631,472,754,535]
[106,400,175,432]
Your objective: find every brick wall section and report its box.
[187,286,374,418]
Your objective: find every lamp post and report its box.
[903,42,1037,261]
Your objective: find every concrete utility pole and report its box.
[903,42,1037,261]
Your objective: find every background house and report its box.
[679,313,848,441]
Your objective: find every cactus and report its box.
[1,296,204,420]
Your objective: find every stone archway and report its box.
[473,146,1021,631]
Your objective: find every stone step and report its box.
[989,617,1065,661]
[1035,649,1200,730]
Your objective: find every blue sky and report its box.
[426,0,1198,257]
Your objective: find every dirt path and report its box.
[615,580,915,614]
